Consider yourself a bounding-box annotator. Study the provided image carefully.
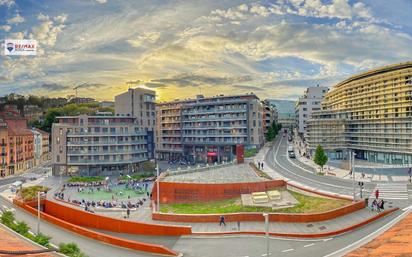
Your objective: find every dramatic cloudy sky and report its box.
[0,0,411,101]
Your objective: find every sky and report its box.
[0,0,411,102]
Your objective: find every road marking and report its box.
[402,205,412,211]
[261,253,271,256]
[184,235,327,242]
[281,249,294,253]
[323,209,409,257]
[323,238,333,242]
[304,243,315,247]
[271,137,356,195]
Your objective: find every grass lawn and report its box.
[77,186,147,200]
[159,190,350,214]
[244,148,258,158]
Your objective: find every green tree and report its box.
[33,233,51,247]
[266,126,275,141]
[59,242,87,257]
[313,145,328,173]
[0,210,15,227]
[14,221,29,235]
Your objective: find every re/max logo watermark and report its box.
[4,39,37,56]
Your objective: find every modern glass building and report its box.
[307,61,412,165]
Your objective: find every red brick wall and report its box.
[13,199,179,256]
[42,200,191,236]
[152,180,286,204]
[236,145,244,164]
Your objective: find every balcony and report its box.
[67,131,146,137]
[181,116,247,122]
[67,149,147,155]
[67,156,148,165]
[182,108,246,115]
[67,140,147,146]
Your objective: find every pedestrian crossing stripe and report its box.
[370,184,409,200]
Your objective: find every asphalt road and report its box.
[265,135,411,208]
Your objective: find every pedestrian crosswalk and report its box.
[370,183,409,200]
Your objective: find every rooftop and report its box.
[0,225,55,257]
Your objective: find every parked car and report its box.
[288,151,296,158]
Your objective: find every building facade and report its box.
[115,87,156,159]
[156,94,264,163]
[307,61,412,165]
[262,100,278,135]
[295,86,329,138]
[31,128,50,166]
[4,118,34,175]
[51,115,149,176]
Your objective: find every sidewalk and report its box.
[95,206,394,237]
[291,139,411,183]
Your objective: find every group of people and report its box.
[66,181,104,187]
[370,189,385,212]
[257,162,264,170]
[70,198,147,210]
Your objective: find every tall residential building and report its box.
[114,87,156,159]
[115,87,156,130]
[31,128,50,166]
[156,94,264,163]
[51,115,149,176]
[4,117,34,175]
[0,120,8,177]
[295,86,329,138]
[307,61,412,165]
[262,100,278,135]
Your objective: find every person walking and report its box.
[126,208,130,219]
[379,199,385,212]
[258,162,261,169]
[261,163,264,170]
[219,215,226,226]
[408,168,412,183]
[375,189,379,199]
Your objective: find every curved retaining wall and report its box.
[152,180,286,204]
[13,199,180,256]
[43,199,191,236]
[193,208,398,238]
[152,200,365,223]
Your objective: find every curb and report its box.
[191,208,398,238]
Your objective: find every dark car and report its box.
[288,151,296,158]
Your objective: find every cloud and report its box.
[127,31,161,48]
[0,25,11,32]
[95,0,107,4]
[151,74,253,88]
[232,84,264,92]
[0,0,14,8]
[0,76,10,82]
[74,82,106,89]
[40,83,71,91]
[7,13,25,24]
[143,82,167,89]
[30,13,68,47]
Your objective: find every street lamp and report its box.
[263,213,269,257]
[156,164,160,212]
[350,151,356,201]
[37,191,46,235]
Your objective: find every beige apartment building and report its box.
[115,87,156,131]
[307,61,412,165]
[156,94,265,163]
[51,115,149,176]
[262,100,278,135]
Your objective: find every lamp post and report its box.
[263,213,269,257]
[37,191,44,235]
[156,164,160,212]
[350,151,356,201]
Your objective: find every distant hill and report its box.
[265,99,296,116]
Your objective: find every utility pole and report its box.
[156,164,160,212]
[37,192,41,235]
[351,150,356,201]
[263,213,269,257]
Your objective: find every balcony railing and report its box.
[67,157,148,165]
[67,140,147,146]
[67,149,147,155]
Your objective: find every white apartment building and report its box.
[295,86,329,138]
